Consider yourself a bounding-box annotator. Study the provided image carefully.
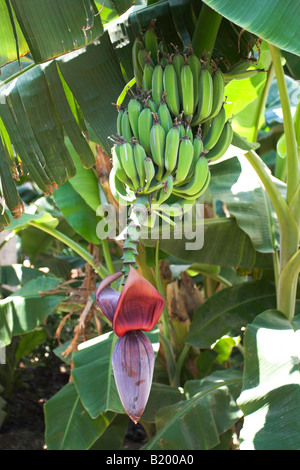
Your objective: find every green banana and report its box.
[209,69,225,120]
[172,50,185,104]
[181,61,194,118]
[158,95,173,134]
[127,98,142,140]
[153,175,174,206]
[173,170,211,200]
[206,120,233,162]
[132,37,143,88]
[132,140,147,188]
[116,108,124,136]
[152,64,164,107]
[112,143,133,186]
[191,67,213,126]
[203,105,227,150]
[149,115,166,180]
[224,60,265,81]
[144,157,156,192]
[138,47,154,71]
[121,110,133,142]
[163,62,180,118]
[201,119,211,140]
[119,141,139,191]
[144,94,158,114]
[193,131,204,160]
[138,105,152,155]
[142,60,154,92]
[109,168,136,206]
[164,124,180,176]
[187,52,201,111]
[158,199,192,217]
[172,155,209,196]
[143,24,159,64]
[174,136,194,185]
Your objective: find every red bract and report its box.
[95,266,165,423]
[95,266,165,337]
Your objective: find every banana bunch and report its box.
[111,88,210,208]
[131,23,233,162]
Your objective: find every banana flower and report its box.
[95,266,165,423]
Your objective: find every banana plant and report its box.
[1,0,300,451]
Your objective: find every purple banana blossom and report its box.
[95,266,165,423]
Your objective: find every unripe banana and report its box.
[132,140,147,187]
[193,131,204,160]
[191,67,213,126]
[127,98,142,140]
[150,115,166,180]
[203,105,227,150]
[138,105,152,155]
[174,136,194,185]
[119,141,139,191]
[209,69,225,120]
[152,64,164,107]
[173,170,211,200]
[153,175,174,206]
[158,96,173,134]
[181,61,194,118]
[144,95,158,114]
[112,143,133,186]
[187,52,201,111]
[172,155,209,196]
[185,130,204,179]
[132,37,143,88]
[172,49,185,104]
[144,157,156,192]
[206,120,233,162]
[142,60,154,92]
[164,124,180,176]
[143,25,159,64]
[201,119,211,140]
[121,110,133,142]
[163,62,180,118]
[138,47,154,71]
[109,168,136,206]
[116,108,124,136]
[224,62,266,81]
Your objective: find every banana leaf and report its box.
[202,0,300,56]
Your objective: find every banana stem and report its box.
[269,44,300,208]
[277,249,300,323]
[102,238,114,274]
[28,221,109,279]
[192,3,222,60]
[121,197,150,278]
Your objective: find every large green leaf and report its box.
[65,139,100,212]
[53,180,101,245]
[185,280,276,348]
[237,310,300,450]
[44,381,114,450]
[71,331,123,419]
[202,0,300,56]
[143,216,273,269]
[10,0,103,63]
[144,369,243,450]
[209,156,285,253]
[224,41,272,142]
[0,0,29,67]
[56,32,126,154]
[0,275,64,347]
